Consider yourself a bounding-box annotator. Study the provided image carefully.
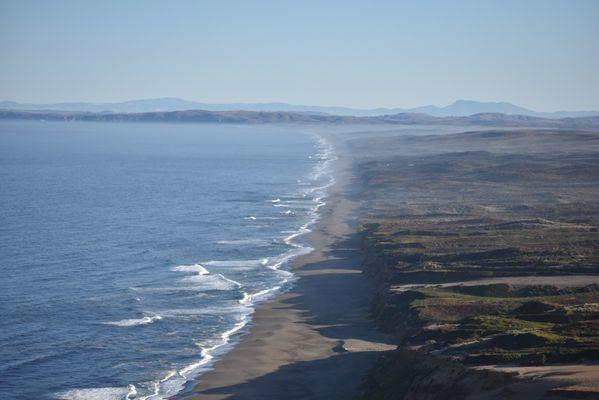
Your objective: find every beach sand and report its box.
[183,136,396,400]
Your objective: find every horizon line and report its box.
[2,97,599,114]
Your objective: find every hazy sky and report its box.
[1,0,598,111]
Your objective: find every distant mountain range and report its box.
[1,98,598,119]
[2,109,599,131]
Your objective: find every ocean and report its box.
[0,120,335,399]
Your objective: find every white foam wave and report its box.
[238,286,283,306]
[105,314,163,327]
[171,263,241,290]
[129,285,222,293]
[136,134,337,400]
[55,387,131,400]
[155,305,251,317]
[239,291,252,306]
[262,248,311,282]
[182,274,240,290]
[216,274,243,289]
[127,385,137,399]
[140,369,185,400]
[203,259,268,268]
[216,239,270,246]
[141,314,251,400]
[244,215,280,221]
[171,263,209,275]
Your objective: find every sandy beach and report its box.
[182,136,396,399]
[178,127,599,400]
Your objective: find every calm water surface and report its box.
[0,121,334,400]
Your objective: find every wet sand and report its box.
[182,137,396,399]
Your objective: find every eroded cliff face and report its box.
[359,232,518,400]
[359,348,522,400]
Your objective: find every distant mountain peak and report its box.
[0,99,597,119]
[452,99,510,105]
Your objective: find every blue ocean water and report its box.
[0,121,335,400]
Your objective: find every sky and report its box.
[1,0,598,111]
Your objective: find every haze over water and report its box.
[0,121,335,399]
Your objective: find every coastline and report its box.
[179,134,396,399]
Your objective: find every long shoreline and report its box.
[179,134,396,399]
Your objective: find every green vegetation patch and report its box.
[377,284,599,365]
